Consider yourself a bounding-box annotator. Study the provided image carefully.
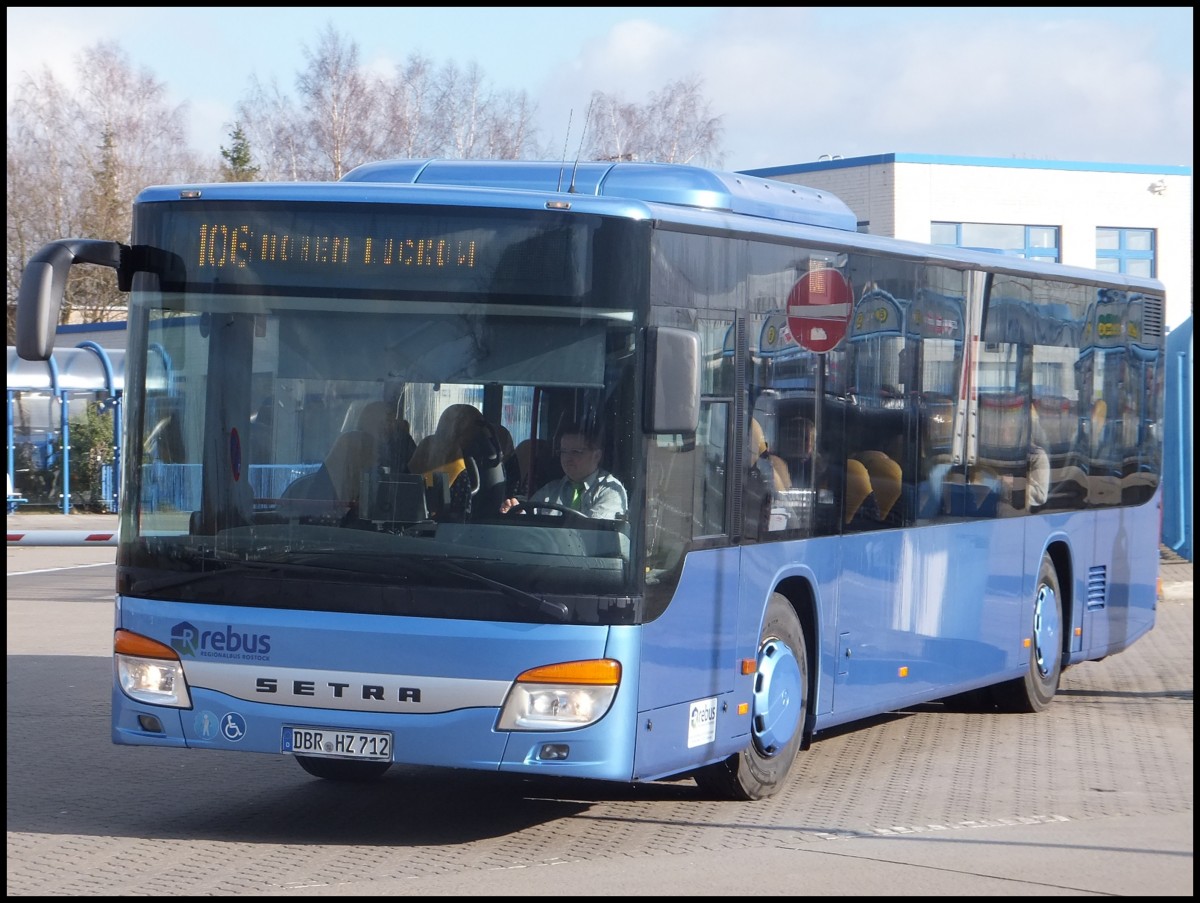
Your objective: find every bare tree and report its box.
[238,25,392,180]
[586,93,643,164]
[296,24,386,180]
[6,42,203,338]
[234,75,308,181]
[436,61,543,160]
[585,75,724,167]
[382,54,449,159]
[239,28,546,176]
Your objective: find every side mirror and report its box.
[17,239,124,360]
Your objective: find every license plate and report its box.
[282,726,392,761]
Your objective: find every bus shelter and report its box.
[7,343,124,514]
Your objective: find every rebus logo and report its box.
[170,621,272,658]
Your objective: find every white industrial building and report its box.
[742,153,1191,331]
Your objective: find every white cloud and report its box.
[6,13,93,104]
[536,9,1192,170]
[8,8,1192,170]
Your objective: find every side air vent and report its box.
[1086,565,1107,610]
[1140,295,1164,339]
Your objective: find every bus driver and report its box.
[501,422,627,518]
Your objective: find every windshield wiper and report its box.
[440,560,569,622]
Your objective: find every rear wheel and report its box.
[694,593,808,800]
[295,756,392,782]
[992,553,1063,713]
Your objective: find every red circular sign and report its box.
[786,268,853,353]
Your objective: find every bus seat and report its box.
[751,418,792,491]
[280,430,375,519]
[766,453,792,491]
[919,456,953,518]
[511,438,558,496]
[407,404,506,517]
[843,458,874,524]
[408,436,467,514]
[967,464,1001,517]
[856,450,902,520]
[280,469,333,501]
[495,424,515,462]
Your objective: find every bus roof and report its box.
[340,159,859,232]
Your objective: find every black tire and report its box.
[694,592,808,801]
[295,755,392,782]
[992,553,1063,713]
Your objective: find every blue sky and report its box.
[6,7,1193,171]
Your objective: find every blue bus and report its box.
[16,160,1165,800]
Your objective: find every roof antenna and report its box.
[567,97,595,195]
[556,109,574,192]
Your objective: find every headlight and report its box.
[496,659,620,731]
[114,629,192,708]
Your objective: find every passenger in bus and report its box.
[353,400,417,476]
[779,416,818,486]
[750,418,792,492]
[1027,443,1050,508]
[1026,406,1051,508]
[745,417,796,534]
[501,422,627,518]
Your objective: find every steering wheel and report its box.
[503,501,589,521]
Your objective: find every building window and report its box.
[932,222,1060,263]
[1096,228,1155,278]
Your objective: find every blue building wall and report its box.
[1162,316,1193,561]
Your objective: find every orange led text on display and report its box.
[196,223,477,271]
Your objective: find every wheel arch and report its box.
[771,575,817,749]
[1045,538,1073,659]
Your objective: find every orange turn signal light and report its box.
[114,629,179,660]
[516,659,621,685]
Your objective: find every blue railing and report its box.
[140,463,321,512]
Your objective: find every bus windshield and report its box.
[117,201,646,624]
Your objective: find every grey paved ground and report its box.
[6,511,1192,895]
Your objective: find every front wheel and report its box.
[295,756,392,782]
[992,552,1063,712]
[693,592,808,800]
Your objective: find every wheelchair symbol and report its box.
[221,712,247,742]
